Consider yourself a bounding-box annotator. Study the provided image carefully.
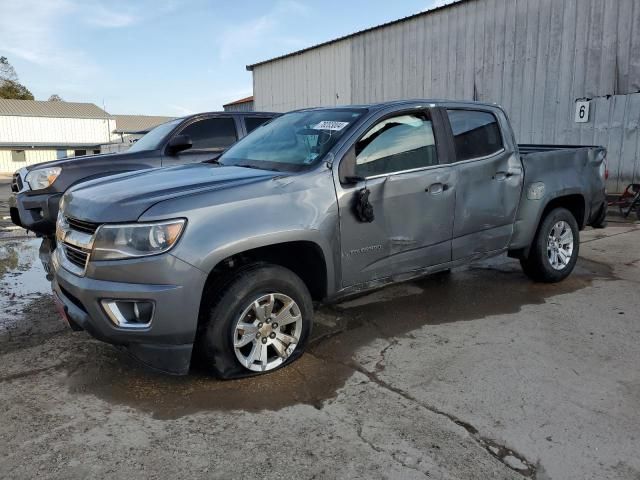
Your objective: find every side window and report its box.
[355,113,438,177]
[179,117,237,150]
[245,117,272,133]
[447,110,503,161]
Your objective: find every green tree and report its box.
[48,94,63,101]
[0,56,34,100]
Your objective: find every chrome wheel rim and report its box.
[547,220,574,270]
[232,293,303,372]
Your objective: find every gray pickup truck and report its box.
[51,100,608,376]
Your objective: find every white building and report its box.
[0,99,115,172]
[0,100,174,171]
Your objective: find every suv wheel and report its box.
[520,207,580,283]
[198,264,313,378]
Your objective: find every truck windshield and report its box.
[128,119,182,153]
[220,108,365,171]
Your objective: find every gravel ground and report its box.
[0,181,638,479]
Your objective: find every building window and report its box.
[93,149,100,155]
[11,150,26,163]
[74,149,87,157]
[56,150,67,160]
[446,110,503,161]
[355,113,438,177]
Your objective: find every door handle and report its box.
[426,183,448,194]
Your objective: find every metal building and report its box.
[247,0,640,193]
[223,96,255,112]
[0,99,115,172]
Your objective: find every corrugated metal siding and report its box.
[252,0,640,192]
[0,116,115,145]
[223,101,255,112]
[0,149,75,172]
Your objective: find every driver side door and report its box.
[337,108,457,288]
[162,116,239,166]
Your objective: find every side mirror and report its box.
[167,134,192,154]
[338,147,365,185]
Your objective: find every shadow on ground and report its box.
[59,256,613,419]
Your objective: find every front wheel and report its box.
[520,207,580,283]
[197,264,313,378]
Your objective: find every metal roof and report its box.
[246,0,467,70]
[223,96,254,107]
[0,99,111,119]
[113,114,175,133]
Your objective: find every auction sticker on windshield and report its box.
[313,121,349,131]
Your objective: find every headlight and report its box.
[25,167,61,190]
[91,219,186,261]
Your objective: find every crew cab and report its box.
[9,111,278,236]
[51,100,608,377]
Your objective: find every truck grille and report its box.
[63,243,90,270]
[66,217,100,235]
[11,173,23,192]
[58,215,101,274]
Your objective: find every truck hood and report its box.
[62,163,282,222]
[26,151,140,170]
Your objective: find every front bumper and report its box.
[51,247,207,375]
[10,190,62,236]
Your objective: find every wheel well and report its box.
[508,194,586,260]
[203,241,328,303]
[542,194,586,229]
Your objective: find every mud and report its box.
[61,255,613,420]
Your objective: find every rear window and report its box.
[245,117,273,133]
[447,110,503,161]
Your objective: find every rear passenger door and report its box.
[446,108,523,260]
[162,116,238,166]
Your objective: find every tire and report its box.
[520,207,580,283]
[197,263,313,379]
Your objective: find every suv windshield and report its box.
[220,108,365,171]
[127,119,182,153]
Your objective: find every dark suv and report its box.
[9,111,278,237]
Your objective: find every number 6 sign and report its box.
[575,100,590,123]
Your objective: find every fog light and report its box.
[101,300,154,329]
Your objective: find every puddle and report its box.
[64,255,613,419]
[0,239,60,353]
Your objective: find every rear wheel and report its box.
[197,263,313,378]
[520,207,580,283]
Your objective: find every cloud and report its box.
[217,0,309,62]
[84,3,136,28]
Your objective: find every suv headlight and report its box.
[25,167,61,190]
[92,219,186,261]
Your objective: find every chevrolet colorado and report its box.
[9,111,277,236]
[51,100,608,377]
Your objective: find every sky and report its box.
[0,0,446,116]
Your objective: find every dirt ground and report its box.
[1,179,639,479]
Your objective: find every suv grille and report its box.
[11,173,23,192]
[63,243,90,270]
[66,217,99,235]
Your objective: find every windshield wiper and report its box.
[236,163,280,172]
